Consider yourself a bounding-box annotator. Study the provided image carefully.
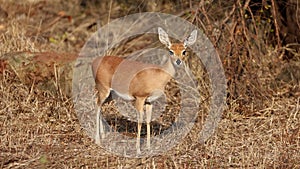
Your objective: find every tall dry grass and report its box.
[0,0,299,168]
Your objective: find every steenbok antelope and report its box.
[92,27,197,154]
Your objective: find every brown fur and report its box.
[92,27,197,154]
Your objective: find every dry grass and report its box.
[0,0,299,168]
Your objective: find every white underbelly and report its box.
[146,90,164,102]
[111,89,164,103]
[112,89,135,101]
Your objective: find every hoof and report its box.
[101,133,106,139]
[95,136,100,145]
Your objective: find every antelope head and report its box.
[158,27,197,67]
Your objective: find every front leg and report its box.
[135,97,146,154]
[145,103,152,149]
[137,110,143,154]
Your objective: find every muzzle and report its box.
[175,59,182,65]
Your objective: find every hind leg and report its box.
[95,85,110,144]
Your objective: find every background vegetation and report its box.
[0,0,299,168]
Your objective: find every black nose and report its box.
[176,59,182,65]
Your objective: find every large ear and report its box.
[183,29,197,47]
[158,27,171,48]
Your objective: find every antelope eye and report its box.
[182,50,186,55]
[169,50,174,55]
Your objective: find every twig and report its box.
[270,0,281,48]
[237,0,253,58]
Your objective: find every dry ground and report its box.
[0,0,299,168]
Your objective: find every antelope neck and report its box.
[162,55,176,77]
